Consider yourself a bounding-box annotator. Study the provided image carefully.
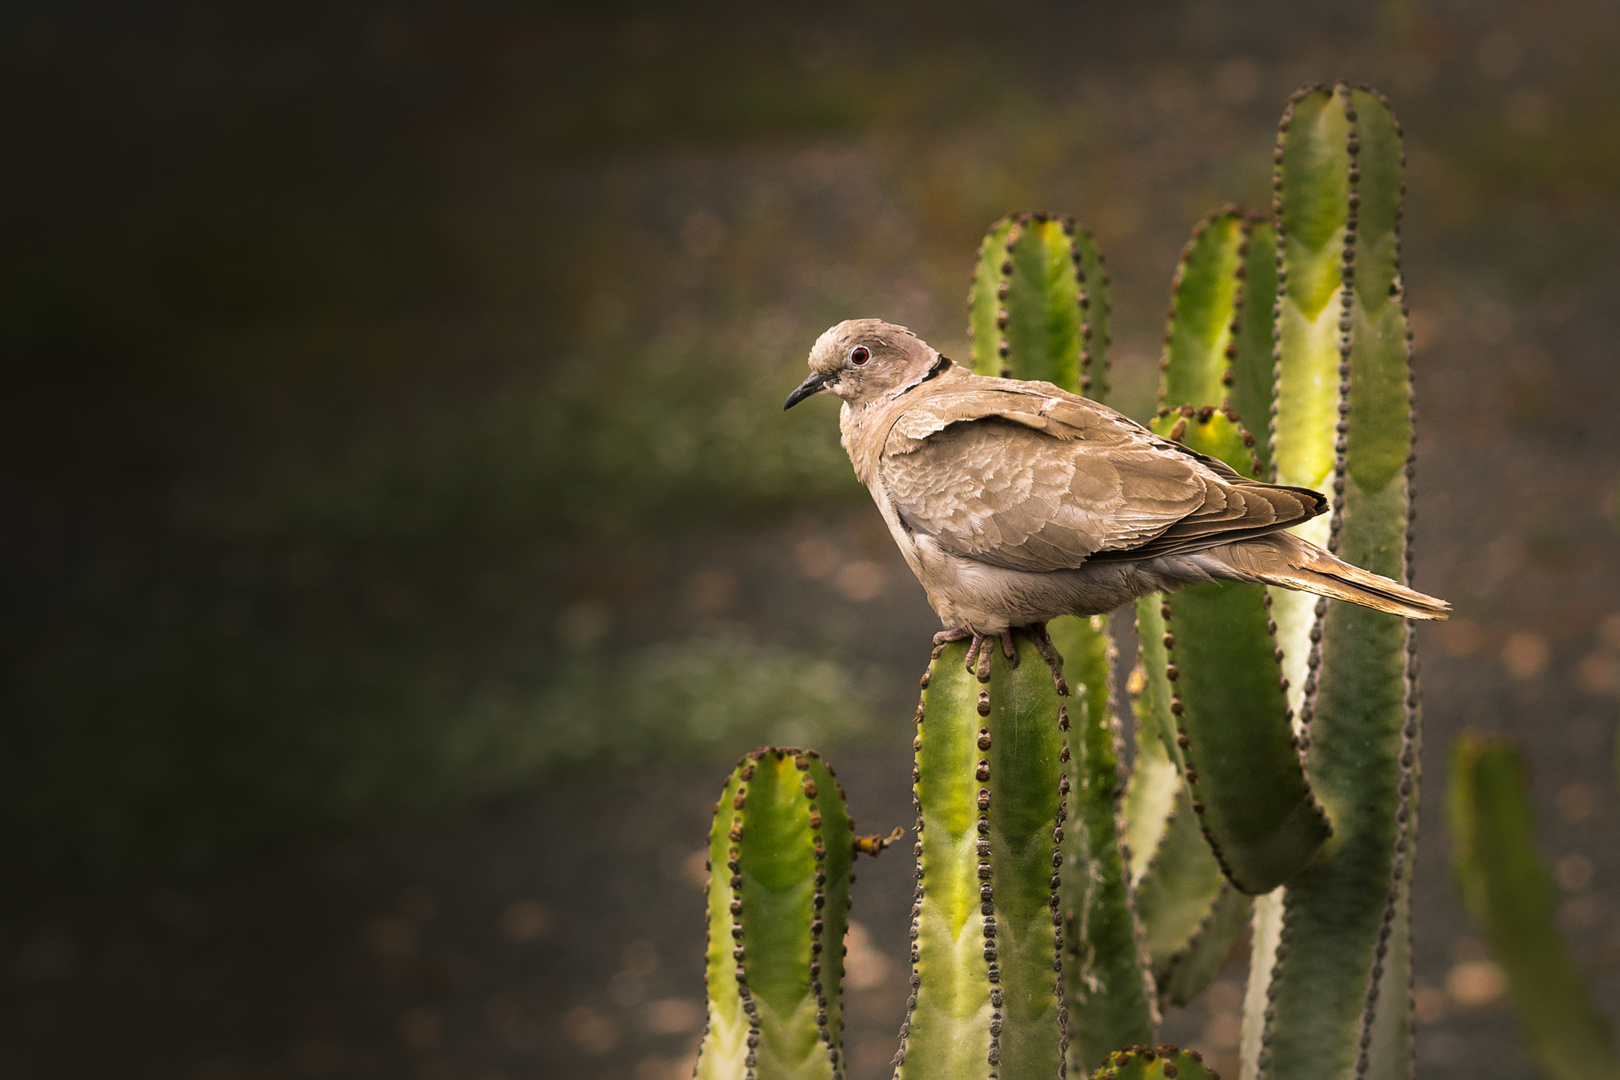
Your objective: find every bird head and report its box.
[784,319,948,411]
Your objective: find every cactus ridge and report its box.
[1157,884,1251,1008]
[1249,83,1421,1080]
[897,638,1068,1080]
[1158,205,1245,412]
[696,747,853,1080]
[969,211,1110,396]
[1056,616,1158,1076]
[1157,205,1278,467]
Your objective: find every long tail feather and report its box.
[1216,532,1450,621]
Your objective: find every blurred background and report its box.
[3,0,1619,1077]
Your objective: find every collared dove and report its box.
[785,319,1448,672]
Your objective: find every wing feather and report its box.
[878,383,1323,572]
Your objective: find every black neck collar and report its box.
[895,354,952,398]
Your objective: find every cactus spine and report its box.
[695,748,854,1080]
[1450,735,1620,1080]
[1243,84,1421,1080]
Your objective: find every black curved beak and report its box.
[784,372,829,410]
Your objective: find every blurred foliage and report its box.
[179,331,861,545]
[4,0,1620,874]
[1449,734,1620,1080]
[6,628,871,874]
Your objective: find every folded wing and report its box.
[878,382,1324,573]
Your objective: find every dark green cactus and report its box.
[1243,83,1422,1080]
[1058,614,1159,1072]
[1450,734,1620,1080]
[1145,204,1330,901]
[695,747,854,1080]
[1091,1045,1220,1080]
[1140,411,1331,897]
[894,638,1067,1080]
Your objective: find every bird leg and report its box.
[1019,622,1070,697]
[933,626,1020,682]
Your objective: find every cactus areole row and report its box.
[693,83,1431,1080]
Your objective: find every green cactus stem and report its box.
[1157,886,1250,1009]
[1134,786,1228,975]
[969,210,1109,396]
[1060,616,1160,1074]
[894,638,1068,1080]
[1157,207,1278,449]
[1123,646,1246,1008]
[1130,597,1248,1008]
[1450,734,1620,1080]
[1244,83,1421,1080]
[1091,1045,1220,1080]
[695,747,854,1080]
[1150,202,1331,898]
[1122,662,1180,880]
[1148,411,1330,895]
[965,210,1153,1072]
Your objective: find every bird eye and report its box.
[849,346,870,366]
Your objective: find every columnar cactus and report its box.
[966,212,1159,1072]
[1059,614,1160,1070]
[695,748,854,1080]
[698,80,1439,1080]
[1242,84,1422,1080]
[1450,735,1620,1080]
[893,638,1069,1080]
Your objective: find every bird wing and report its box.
[878,381,1323,572]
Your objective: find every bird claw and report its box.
[1022,622,1070,696]
[999,630,1018,661]
[938,626,1026,682]
[959,633,994,682]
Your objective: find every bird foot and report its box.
[934,626,1021,683]
[1019,622,1070,697]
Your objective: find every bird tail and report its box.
[1214,531,1450,621]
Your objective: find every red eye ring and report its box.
[850,346,870,365]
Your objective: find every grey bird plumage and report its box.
[785,319,1449,640]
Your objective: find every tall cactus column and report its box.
[966,212,1156,1073]
[695,748,855,1080]
[1126,203,1332,1014]
[1244,83,1422,1080]
[894,638,1067,1080]
[1060,616,1159,1070]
